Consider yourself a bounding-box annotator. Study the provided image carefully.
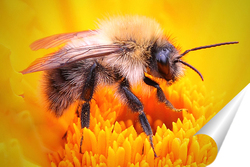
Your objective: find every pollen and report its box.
[48,77,219,167]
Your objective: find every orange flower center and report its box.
[47,76,218,167]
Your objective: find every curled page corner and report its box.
[194,83,250,164]
[195,83,249,151]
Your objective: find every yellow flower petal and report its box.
[1,0,249,166]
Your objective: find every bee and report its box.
[21,15,238,157]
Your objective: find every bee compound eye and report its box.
[155,48,170,64]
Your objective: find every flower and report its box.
[0,0,249,166]
[48,77,219,167]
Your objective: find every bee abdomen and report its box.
[42,60,118,117]
[43,68,78,117]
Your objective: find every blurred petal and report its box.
[0,0,249,166]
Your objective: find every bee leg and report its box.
[118,79,157,157]
[143,76,187,112]
[79,63,97,153]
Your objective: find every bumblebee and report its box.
[21,15,238,156]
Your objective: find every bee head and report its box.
[153,45,184,82]
[152,41,239,82]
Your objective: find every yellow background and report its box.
[0,0,250,166]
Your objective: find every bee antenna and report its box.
[178,41,239,58]
[176,59,204,81]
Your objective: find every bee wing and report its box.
[30,30,97,51]
[21,44,121,74]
